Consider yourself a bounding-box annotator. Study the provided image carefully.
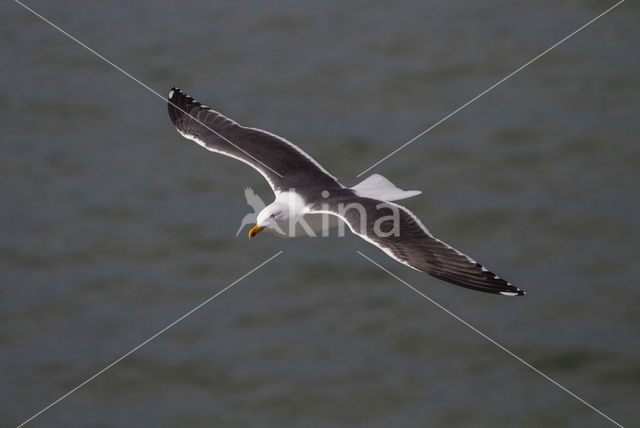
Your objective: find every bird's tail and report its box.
[351,173,421,201]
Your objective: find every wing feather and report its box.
[312,194,524,296]
[168,87,340,192]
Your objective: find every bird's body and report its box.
[168,87,524,296]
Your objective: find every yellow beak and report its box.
[249,225,265,238]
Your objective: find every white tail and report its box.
[351,173,421,201]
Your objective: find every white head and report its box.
[248,191,307,238]
[249,191,306,238]
[248,200,290,238]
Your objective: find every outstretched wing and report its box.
[311,194,524,296]
[168,87,341,193]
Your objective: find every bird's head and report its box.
[249,202,289,238]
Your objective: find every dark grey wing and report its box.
[168,87,341,192]
[313,194,524,296]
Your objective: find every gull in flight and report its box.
[168,87,524,296]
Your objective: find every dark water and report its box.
[2,1,639,427]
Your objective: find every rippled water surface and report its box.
[1,1,639,427]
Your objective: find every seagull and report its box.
[168,87,524,296]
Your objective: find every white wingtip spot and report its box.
[169,89,174,99]
[500,291,519,296]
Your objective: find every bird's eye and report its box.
[269,214,275,219]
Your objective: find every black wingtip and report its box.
[499,287,526,297]
[168,86,182,100]
[167,87,195,127]
[168,87,201,108]
[168,87,183,102]
[167,87,182,126]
